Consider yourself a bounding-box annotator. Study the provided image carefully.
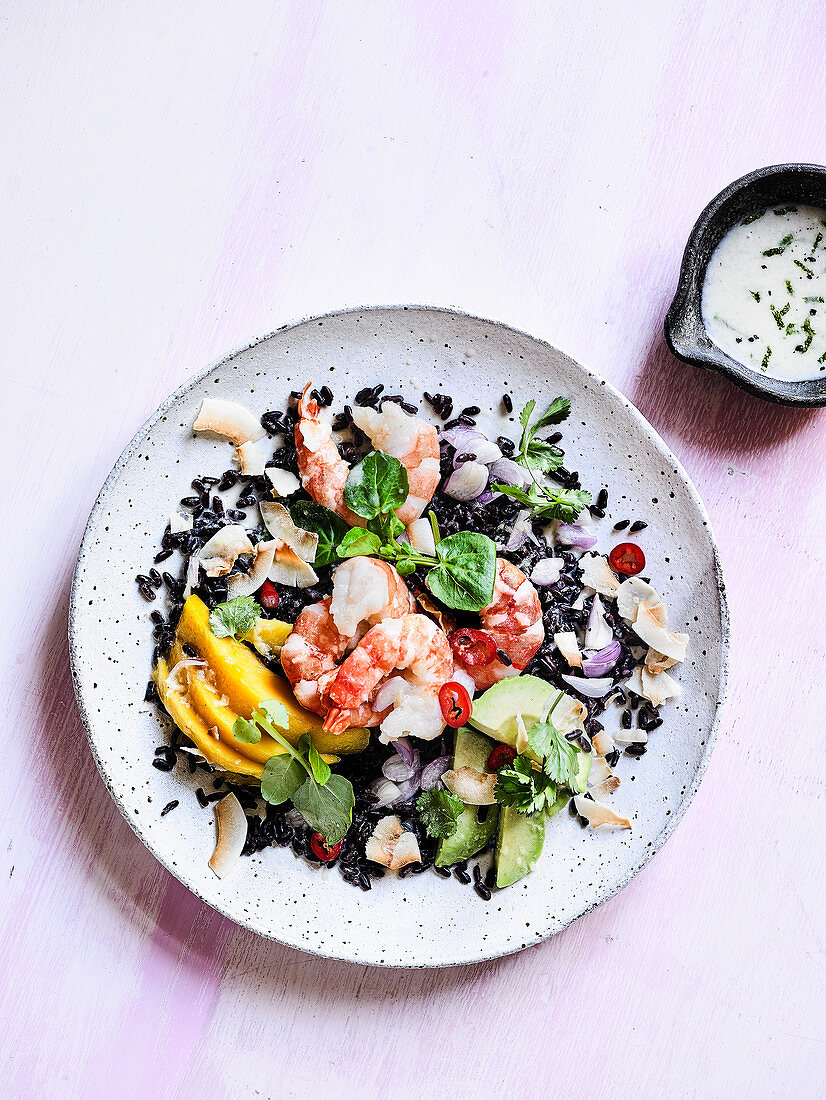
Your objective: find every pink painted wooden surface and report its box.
[2,2,824,1096]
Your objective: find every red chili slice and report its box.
[487,744,517,772]
[438,681,473,728]
[309,833,343,862]
[609,542,646,577]
[448,627,497,668]
[259,580,280,610]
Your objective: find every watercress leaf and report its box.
[305,739,331,785]
[396,559,416,577]
[288,500,348,565]
[532,396,571,430]
[337,527,383,558]
[260,753,306,804]
[232,716,262,744]
[258,698,290,731]
[415,789,464,839]
[291,773,355,845]
[344,451,409,519]
[209,595,261,640]
[427,531,496,611]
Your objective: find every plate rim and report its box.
[68,303,730,967]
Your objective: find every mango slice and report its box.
[173,595,369,755]
[153,658,264,780]
[243,616,293,659]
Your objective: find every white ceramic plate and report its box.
[69,306,728,967]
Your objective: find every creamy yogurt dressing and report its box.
[702,204,826,381]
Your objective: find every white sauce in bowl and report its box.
[702,204,826,381]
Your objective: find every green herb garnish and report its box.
[794,259,815,278]
[760,346,772,372]
[814,232,823,252]
[209,595,260,640]
[335,451,497,611]
[762,233,794,257]
[236,705,354,844]
[416,789,464,838]
[750,290,761,302]
[786,280,794,296]
[770,303,790,329]
[495,698,586,816]
[740,210,764,225]
[773,206,797,215]
[288,500,348,566]
[795,317,815,353]
[493,481,592,524]
[495,754,560,815]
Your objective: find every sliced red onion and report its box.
[372,675,408,713]
[560,673,615,698]
[531,557,564,586]
[471,439,503,464]
[440,427,484,450]
[445,461,489,501]
[382,749,421,784]
[506,509,536,551]
[370,777,402,808]
[585,594,613,650]
[582,641,622,677]
[475,489,497,506]
[489,457,529,488]
[556,523,598,550]
[394,774,421,803]
[420,756,452,791]
[393,735,416,767]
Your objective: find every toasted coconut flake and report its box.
[236,439,270,476]
[183,551,201,599]
[590,775,621,800]
[645,647,677,675]
[629,665,683,707]
[554,630,582,668]
[616,576,661,621]
[580,553,620,597]
[268,544,319,588]
[574,794,631,829]
[169,512,193,534]
[199,525,254,577]
[632,602,688,662]
[443,766,498,805]
[552,693,588,735]
[208,793,248,878]
[193,398,265,446]
[227,540,278,599]
[390,831,422,870]
[266,467,301,497]
[165,656,206,692]
[588,755,613,787]
[260,501,318,563]
[591,730,616,757]
[515,713,530,754]
[614,728,648,748]
[365,815,420,870]
[407,517,436,557]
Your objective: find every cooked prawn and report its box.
[294,384,365,527]
[323,613,453,742]
[350,401,440,524]
[463,558,545,691]
[294,383,441,525]
[280,558,415,720]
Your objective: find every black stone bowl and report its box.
[665,163,826,407]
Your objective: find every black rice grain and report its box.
[433,865,451,878]
[195,787,209,808]
[160,800,179,816]
[629,520,648,533]
[613,519,630,531]
[502,393,513,413]
[453,867,471,885]
[596,488,609,510]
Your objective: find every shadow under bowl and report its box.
[665,162,826,407]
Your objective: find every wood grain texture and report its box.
[1,2,823,1097]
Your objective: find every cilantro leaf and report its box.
[495,754,558,815]
[527,720,581,790]
[209,595,261,640]
[291,773,355,845]
[416,788,464,839]
[532,396,571,431]
[493,482,591,524]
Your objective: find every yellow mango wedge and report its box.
[243,616,293,659]
[174,595,369,755]
[153,658,264,780]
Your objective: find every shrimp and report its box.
[294,384,365,527]
[294,383,441,525]
[464,558,545,691]
[323,614,453,742]
[350,401,441,524]
[280,558,415,720]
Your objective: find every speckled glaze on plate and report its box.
[69,306,728,968]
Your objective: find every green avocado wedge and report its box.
[495,805,546,888]
[435,726,499,867]
[470,675,568,748]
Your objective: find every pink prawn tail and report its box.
[322,706,354,734]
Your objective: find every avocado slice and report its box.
[469,675,562,747]
[495,806,546,887]
[435,726,499,866]
[494,751,591,887]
